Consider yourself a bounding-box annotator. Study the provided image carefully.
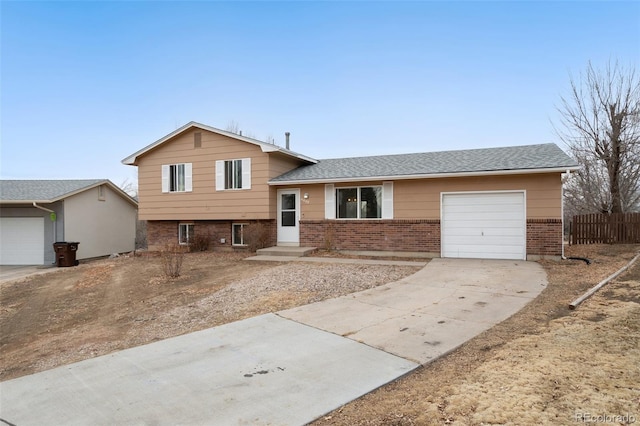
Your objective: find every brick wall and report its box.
[149,218,562,257]
[300,219,441,252]
[527,219,563,257]
[147,219,276,252]
[147,221,177,251]
[301,218,563,257]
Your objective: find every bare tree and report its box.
[225,120,258,139]
[225,120,241,135]
[119,178,138,198]
[556,61,640,214]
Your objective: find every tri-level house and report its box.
[123,122,579,260]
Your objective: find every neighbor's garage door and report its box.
[0,217,45,265]
[441,192,526,260]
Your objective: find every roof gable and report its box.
[270,143,579,184]
[122,121,317,165]
[0,180,138,206]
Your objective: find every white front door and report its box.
[277,189,300,246]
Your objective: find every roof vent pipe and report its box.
[285,132,290,150]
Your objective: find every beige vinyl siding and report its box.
[394,174,561,219]
[64,185,137,259]
[267,154,309,217]
[296,173,562,220]
[137,129,305,221]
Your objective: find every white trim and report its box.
[178,223,194,245]
[269,166,580,186]
[382,181,393,219]
[440,190,527,260]
[324,184,335,219]
[241,158,251,190]
[0,180,138,207]
[162,163,192,193]
[215,160,225,191]
[277,188,300,245]
[184,163,193,192]
[216,158,251,190]
[122,121,317,165]
[334,185,384,220]
[232,223,249,246]
[161,165,170,193]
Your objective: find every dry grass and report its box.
[315,244,640,425]
[0,252,419,381]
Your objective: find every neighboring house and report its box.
[0,180,138,265]
[123,122,579,260]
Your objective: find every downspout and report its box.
[561,170,569,260]
[33,202,57,262]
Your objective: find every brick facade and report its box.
[149,218,562,257]
[300,219,441,252]
[300,218,563,258]
[147,220,276,251]
[526,218,563,257]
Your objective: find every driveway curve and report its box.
[279,258,547,364]
[0,258,546,426]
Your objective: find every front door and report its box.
[277,189,300,246]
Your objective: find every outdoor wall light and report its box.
[303,193,309,199]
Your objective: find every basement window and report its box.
[232,223,248,246]
[178,223,194,245]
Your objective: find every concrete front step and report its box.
[255,246,317,257]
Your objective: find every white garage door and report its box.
[441,192,526,260]
[0,217,45,265]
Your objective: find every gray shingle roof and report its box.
[0,180,107,201]
[270,143,578,183]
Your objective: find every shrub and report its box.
[191,232,211,252]
[160,244,185,278]
[324,222,336,251]
[135,219,147,250]
[244,222,270,252]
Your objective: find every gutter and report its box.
[561,169,575,261]
[269,166,582,186]
[32,201,54,214]
[33,202,57,254]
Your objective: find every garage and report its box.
[441,191,526,260]
[0,217,45,265]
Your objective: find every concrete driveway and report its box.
[280,258,547,364]
[0,264,57,284]
[0,258,547,425]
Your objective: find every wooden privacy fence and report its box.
[571,213,640,244]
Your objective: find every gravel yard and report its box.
[0,252,421,381]
[3,245,638,425]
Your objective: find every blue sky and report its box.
[1,1,638,187]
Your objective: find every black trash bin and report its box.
[53,242,80,267]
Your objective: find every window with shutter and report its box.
[161,163,192,193]
[215,158,251,190]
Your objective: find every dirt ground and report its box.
[315,244,640,425]
[1,246,638,425]
[0,252,419,381]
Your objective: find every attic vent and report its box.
[194,132,202,148]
